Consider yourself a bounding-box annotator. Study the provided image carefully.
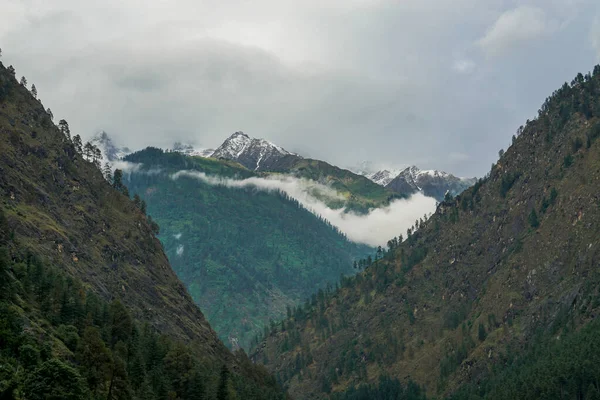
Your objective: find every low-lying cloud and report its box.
[172,170,436,247]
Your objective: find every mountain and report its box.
[89,130,130,163]
[211,131,300,171]
[366,168,404,186]
[253,66,600,399]
[352,162,475,201]
[385,166,477,202]
[123,148,372,350]
[0,62,282,398]
[172,141,214,158]
[210,132,397,212]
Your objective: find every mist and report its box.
[171,171,436,247]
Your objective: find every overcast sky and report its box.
[1,0,599,176]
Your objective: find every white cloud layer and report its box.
[172,171,436,247]
[477,6,553,57]
[0,0,598,177]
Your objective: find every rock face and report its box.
[366,168,404,186]
[172,142,214,157]
[211,131,301,170]
[90,131,131,162]
[385,166,476,201]
[352,162,475,201]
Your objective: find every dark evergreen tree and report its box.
[72,135,83,154]
[103,162,112,183]
[529,208,540,228]
[58,120,71,142]
[216,365,230,400]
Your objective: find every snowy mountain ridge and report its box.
[350,162,476,201]
[211,131,301,171]
[172,142,214,158]
[90,131,131,166]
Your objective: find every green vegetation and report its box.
[449,319,600,400]
[0,211,282,399]
[256,65,600,399]
[0,61,283,399]
[267,157,398,213]
[124,148,372,349]
[331,376,426,400]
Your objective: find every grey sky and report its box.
[1,0,599,177]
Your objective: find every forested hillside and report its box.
[255,66,600,399]
[124,148,372,349]
[266,156,399,213]
[0,61,283,398]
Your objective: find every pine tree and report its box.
[529,208,540,228]
[46,108,53,121]
[103,163,112,183]
[72,135,83,155]
[113,169,123,191]
[31,84,37,99]
[93,147,102,169]
[216,365,230,400]
[58,120,71,142]
[478,322,487,341]
[83,142,94,161]
[20,76,27,87]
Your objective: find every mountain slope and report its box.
[385,166,476,202]
[123,148,372,349]
[172,141,214,157]
[90,130,130,162]
[212,131,300,171]
[254,66,600,398]
[0,62,283,398]
[210,132,398,211]
[365,168,404,186]
[266,157,399,213]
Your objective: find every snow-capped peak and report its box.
[211,131,299,171]
[367,169,404,186]
[171,142,214,158]
[90,131,131,164]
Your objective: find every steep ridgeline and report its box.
[212,131,300,171]
[352,161,475,201]
[123,148,372,350]
[211,132,398,212]
[254,66,600,399]
[90,131,131,163]
[385,166,476,202]
[172,141,214,157]
[0,62,282,399]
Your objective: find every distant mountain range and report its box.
[91,130,476,202]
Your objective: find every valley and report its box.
[1,3,599,398]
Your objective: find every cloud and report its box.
[452,59,476,74]
[477,6,553,57]
[1,1,598,178]
[172,171,436,246]
[593,17,600,59]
